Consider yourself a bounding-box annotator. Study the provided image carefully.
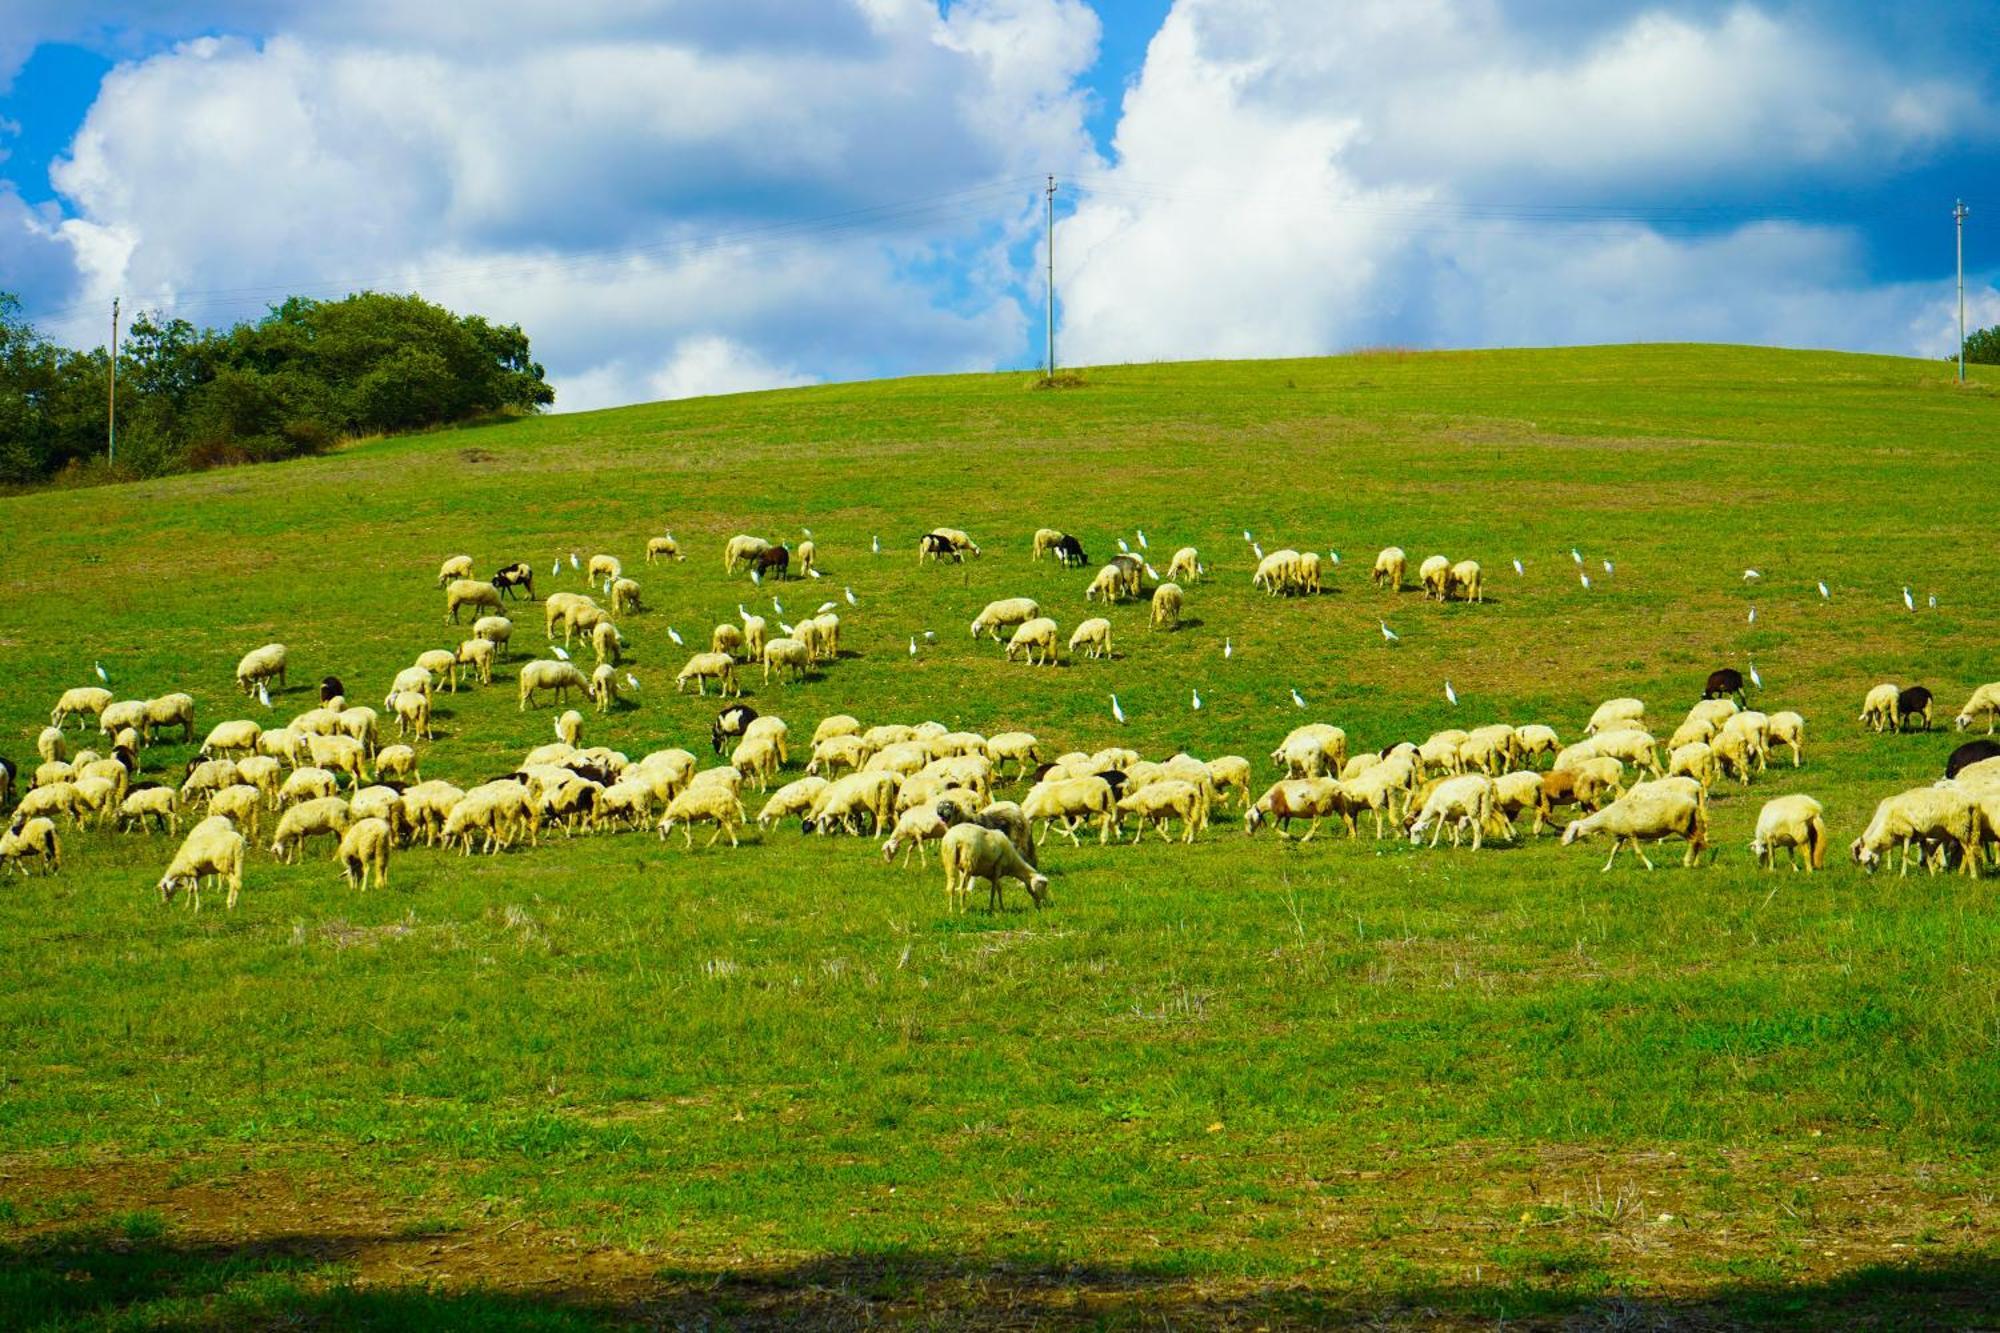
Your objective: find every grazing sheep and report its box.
[401,781,466,847]
[1166,546,1200,583]
[646,535,684,564]
[711,622,747,659]
[335,706,379,757]
[1588,729,1663,777]
[336,818,393,891]
[932,528,980,559]
[1031,528,1066,561]
[1150,582,1184,630]
[1954,682,2000,734]
[445,578,503,624]
[542,592,589,638]
[1491,771,1545,829]
[1514,724,1560,766]
[805,771,898,836]
[1005,618,1061,666]
[472,616,514,661]
[709,703,759,755]
[810,713,859,747]
[1685,698,1739,731]
[1766,711,1806,767]
[740,614,767,659]
[732,735,782,791]
[1253,549,1301,595]
[270,796,352,863]
[537,777,602,835]
[595,779,657,831]
[1204,756,1253,810]
[1274,723,1349,778]
[971,597,1041,641]
[1118,779,1207,844]
[1668,717,1718,750]
[1419,554,1451,600]
[610,578,642,616]
[918,532,961,563]
[207,784,263,841]
[414,648,459,692]
[932,796,1036,867]
[1946,739,2000,779]
[306,732,370,787]
[757,777,829,830]
[808,735,873,778]
[1406,774,1503,849]
[586,664,623,713]
[117,786,179,835]
[277,766,340,807]
[985,732,1041,777]
[1851,787,1980,876]
[1896,686,1934,732]
[864,741,930,779]
[590,619,624,667]
[1585,698,1645,736]
[1561,780,1709,870]
[587,553,622,585]
[519,660,588,709]
[1022,775,1118,846]
[36,727,66,765]
[15,782,78,826]
[99,699,149,742]
[554,709,585,748]
[1859,682,1900,733]
[492,561,535,600]
[1068,617,1113,661]
[1244,777,1348,840]
[1456,727,1513,776]
[235,644,288,697]
[1535,758,1625,834]
[1711,723,1765,786]
[1668,741,1720,790]
[1,817,61,876]
[762,637,812,683]
[51,686,115,731]
[158,817,246,910]
[443,781,539,855]
[1703,668,1745,702]
[179,758,241,807]
[939,823,1048,914]
[800,613,840,665]
[563,602,610,647]
[659,783,748,848]
[390,689,434,740]
[1447,559,1483,603]
[456,637,496,686]
[724,534,772,573]
[199,720,261,760]
[1750,794,1827,871]
[882,805,950,868]
[387,665,434,706]
[142,694,196,745]
[437,555,474,587]
[33,759,76,793]
[1084,564,1127,602]
[795,540,816,576]
[1372,546,1406,591]
[347,784,406,837]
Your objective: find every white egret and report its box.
[1224,638,1234,658]
[1445,680,1458,706]
[1111,694,1126,724]
[93,662,109,683]
[1290,687,1306,709]
[1137,530,1149,549]
[872,536,881,554]
[1817,581,1830,599]
[1602,559,1613,574]
[1190,688,1202,711]
[1512,559,1524,575]
[1902,586,1915,612]
[909,637,918,656]
[569,552,579,570]
[1571,548,1583,565]
[1379,620,1399,643]
[1580,573,1592,590]
[845,586,857,605]
[1743,569,1760,581]
[1118,538,1130,554]
[551,645,570,661]
[667,626,683,646]
[817,602,837,615]
[1747,606,1756,624]
[1749,662,1762,689]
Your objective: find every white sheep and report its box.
[442,781,539,855]
[1447,559,1483,603]
[712,623,747,659]
[336,818,394,891]
[413,648,459,693]
[1766,711,1806,767]
[1491,771,1545,829]
[740,613,767,659]
[98,698,150,741]
[732,734,782,791]
[724,534,772,573]
[1273,723,1348,777]
[1031,528,1065,561]
[1204,756,1253,810]
[389,689,434,740]
[762,637,811,683]
[812,714,862,746]
[234,643,288,697]
[305,732,370,787]
[1084,564,1126,602]
[36,726,66,765]
[437,554,474,587]
[445,578,503,624]
[591,619,624,667]
[985,732,1041,777]
[1,817,60,875]
[1150,582,1184,631]
[1750,794,1827,871]
[520,659,588,709]
[1668,741,1719,790]
[1418,554,1452,600]
[1005,617,1060,666]
[1589,728,1663,777]
[939,823,1049,913]
[207,783,264,841]
[1021,775,1117,846]
[51,686,114,731]
[179,758,241,807]
[658,783,747,848]
[456,637,496,686]
[1068,617,1112,661]
[806,771,898,836]
[199,719,261,759]
[1668,717,1718,750]
[1118,779,1207,844]
[401,781,466,847]
[808,735,873,777]
[1850,787,1979,875]
[1372,546,1406,591]
[270,796,351,864]
[14,782,77,826]
[470,615,513,661]
[1859,683,1900,733]
[610,577,642,616]
[1406,774,1502,849]
[1585,698,1645,736]
[971,597,1040,641]
[158,816,246,910]
[933,528,980,559]
[595,779,658,831]
[1954,682,2000,734]
[118,786,179,835]
[881,805,950,868]
[795,540,816,576]
[757,776,830,829]
[1166,546,1201,583]
[1561,780,1708,870]
[801,613,840,664]
[142,693,196,745]
[646,535,683,563]
[278,766,340,807]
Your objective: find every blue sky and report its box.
[1,1,1993,410]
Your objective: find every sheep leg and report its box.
[1601,841,1621,873]
[1634,841,1656,870]
[1299,817,1321,844]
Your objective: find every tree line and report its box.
[0,291,554,486]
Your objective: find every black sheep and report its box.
[1896,686,1934,732]
[1052,534,1088,567]
[919,532,961,562]
[754,545,791,580]
[1703,668,1745,701]
[1946,738,2000,779]
[320,675,346,704]
[711,704,759,755]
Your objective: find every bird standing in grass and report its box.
[1512,559,1524,575]
[94,661,109,684]
[845,586,857,606]
[1445,681,1457,706]
[1191,688,1202,711]
[1818,581,1830,599]
[667,626,683,646]
[1379,620,1398,644]
[1290,687,1306,709]
[1903,586,1915,612]
[1111,695,1126,724]
[551,645,570,661]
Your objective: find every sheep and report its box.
[1703,668,1744,702]
[335,706,379,757]
[740,613,768,659]
[390,689,434,740]
[711,623,748,660]
[732,734,783,791]
[1419,554,1452,600]
[0,817,60,876]
[158,817,247,910]
[463,618,512,665]
[1851,787,1980,876]
[932,796,1036,866]
[1585,698,1645,736]
[808,735,873,778]
[1118,779,1207,844]
[99,699,150,741]
[971,597,1040,641]
[564,602,610,647]
[939,823,1048,914]
[659,782,747,848]
[32,761,75,796]
[1241,777,1342,840]
[1045,533,1087,567]
[762,637,812,683]
[1084,563,1127,602]
[1372,546,1406,591]
[1022,775,1118,846]
[207,784,264,841]
[306,732,370,787]
[437,555,474,587]
[1710,719,1761,785]
[196,719,259,760]
[1149,582,1184,630]
[586,664,623,713]
[1685,697,1739,730]
[443,781,539,855]
[587,553,622,585]
[453,637,497,687]
[1513,724,1560,766]
[35,726,67,765]
[1534,758,1625,834]
[334,818,394,891]
[179,758,241,807]
[724,534,772,573]
[1766,711,1806,767]
[492,561,535,600]
[14,782,78,827]
[1204,756,1253,810]
[1406,774,1503,849]
[985,732,1041,778]
[1668,741,1720,791]
[1446,559,1483,603]
[927,730,987,761]
[794,540,817,576]
[1066,617,1112,662]
[555,709,584,748]
[142,694,196,745]
[51,686,115,731]
[1946,739,2000,779]
[864,741,931,778]
[116,786,179,835]
[1954,682,2000,733]
[646,535,684,564]
[277,766,340,807]
[1561,780,1709,870]
[806,771,898,836]
[752,545,790,580]
[811,714,861,747]
[520,659,589,709]
[933,528,980,559]
[1668,717,1718,751]
[1031,528,1066,561]
[345,785,402,830]
[862,724,917,749]
[235,643,288,697]
[801,613,841,665]
[537,777,602,835]
[1005,618,1061,666]
[609,578,642,616]
[595,779,657,831]
[1274,724,1349,778]
[76,757,128,804]
[401,781,465,847]
[918,532,961,563]
[1859,683,1900,733]
[542,592,589,638]
[1749,794,1827,871]
[1588,729,1663,777]
[1253,549,1301,595]
[386,665,434,706]
[1294,552,1323,595]
[65,775,114,829]
[414,648,459,693]
[1896,686,1934,732]
[757,776,829,830]
[1456,728,1513,776]
[1165,546,1200,583]
[269,796,351,863]
[445,578,503,624]
[881,805,950,868]
[1491,771,1545,830]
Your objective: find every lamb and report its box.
[1766,711,1806,767]
[142,693,196,745]
[234,643,288,697]
[1022,775,1118,846]
[118,786,179,835]
[1668,741,1720,790]
[610,578,642,616]
[881,805,950,867]
[1859,683,1900,733]
[158,817,246,910]
[1851,787,1980,876]
[1084,563,1127,602]
[1585,698,1645,736]
[1150,582,1184,630]
[587,663,623,713]
[270,797,352,863]
[762,637,812,683]
[1067,617,1112,661]
[336,818,394,891]
[659,782,748,848]
[277,767,340,807]
[724,534,772,572]
[1005,617,1061,666]
[1372,546,1406,591]
[445,578,503,624]
[206,784,264,840]
[520,659,589,709]
[757,776,829,829]
[456,637,496,686]
[646,535,684,563]
[390,689,434,739]
[1118,779,1207,844]
[51,686,114,730]
[1166,546,1200,583]
[971,597,1040,641]
[473,615,514,660]
[1446,559,1483,603]
[1895,685,1934,732]
[1561,780,1709,870]
[1419,554,1452,600]
[939,823,1049,914]
[1750,794,1827,871]
[587,553,622,585]
[1406,774,1502,849]
[1954,682,2000,734]
[0,817,60,875]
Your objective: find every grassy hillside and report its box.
[1,345,1996,1328]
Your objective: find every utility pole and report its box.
[1955,200,1969,383]
[108,296,119,464]
[1044,174,1057,379]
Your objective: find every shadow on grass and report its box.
[2,1225,1994,1331]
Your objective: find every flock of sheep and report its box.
[6,524,2000,911]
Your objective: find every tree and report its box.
[1963,324,2000,366]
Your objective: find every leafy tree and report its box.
[1963,324,2000,366]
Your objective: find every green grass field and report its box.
[1,344,1996,1328]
